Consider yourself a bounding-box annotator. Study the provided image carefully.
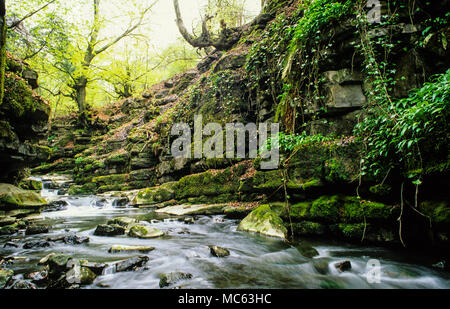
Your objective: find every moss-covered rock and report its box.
[128,224,164,239]
[107,217,137,227]
[237,204,287,239]
[0,269,14,288]
[133,182,177,206]
[108,245,155,253]
[0,183,47,210]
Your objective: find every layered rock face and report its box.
[34,0,449,251]
[0,52,50,182]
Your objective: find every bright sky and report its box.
[148,0,261,49]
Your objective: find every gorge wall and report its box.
[31,0,449,257]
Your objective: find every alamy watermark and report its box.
[367,0,382,24]
[170,115,279,170]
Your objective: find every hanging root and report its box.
[397,182,406,247]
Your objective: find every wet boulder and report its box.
[44,200,68,212]
[74,260,107,276]
[42,253,72,279]
[94,224,126,236]
[114,256,149,272]
[8,279,37,289]
[128,224,164,239]
[65,261,97,285]
[109,245,155,254]
[312,258,331,275]
[0,268,14,288]
[335,260,352,272]
[25,270,48,285]
[0,184,47,210]
[296,244,319,258]
[63,234,90,245]
[237,204,287,239]
[209,246,230,258]
[23,240,51,249]
[107,217,136,227]
[25,225,49,235]
[159,272,193,288]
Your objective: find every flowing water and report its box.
[1,176,449,289]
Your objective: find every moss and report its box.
[104,153,130,166]
[369,184,392,197]
[290,221,327,236]
[251,170,284,190]
[18,179,42,191]
[175,168,239,199]
[67,183,97,195]
[330,223,366,239]
[134,182,177,205]
[309,195,341,223]
[92,174,129,186]
[237,204,287,239]
[421,201,450,224]
[0,184,47,209]
[289,202,312,221]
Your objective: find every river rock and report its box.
[78,260,107,276]
[44,200,68,212]
[8,279,37,289]
[0,269,14,288]
[0,216,16,227]
[0,184,47,210]
[312,258,331,275]
[209,245,230,258]
[65,263,97,285]
[25,225,49,235]
[296,244,319,258]
[108,245,155,253]
[43,253,72,278]
[23,240,51,249]
[237,204,287,239]
[159,271,193,288]
[63,234,90,245]
[335,260,352,272]
[112,198,129,208]
[128,224,164,239]
[107,217,136,227]
[26,270,48,285]
[94,224,126,236]
[114,256,149,272]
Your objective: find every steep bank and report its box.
[33,0,449,257]
[0,52,50,183]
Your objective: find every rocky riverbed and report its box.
[0,176,449,289]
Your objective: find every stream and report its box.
[1,176,450,289]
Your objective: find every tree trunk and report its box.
[173,0,241,51]
[0,0,7,105]
[75,76,88,113]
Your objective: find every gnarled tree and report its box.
[173,0,242,51]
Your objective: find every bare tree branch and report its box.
[8,0,58,29]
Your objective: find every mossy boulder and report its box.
[0,183,47,210]
[18,179,43,191]
[0,269,14,288]
[128,224,164,239]
[237,204,287,239]
[108,245,155,253]
[290,221,328,236]
[133,182,177,206]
